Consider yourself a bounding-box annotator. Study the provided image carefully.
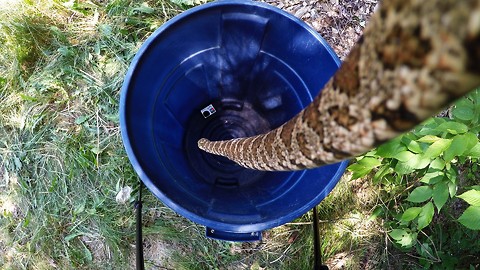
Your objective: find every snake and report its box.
[198,0,480,171]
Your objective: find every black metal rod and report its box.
[136,182,145,270]
[313,206,328,270]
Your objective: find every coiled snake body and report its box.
[198,0,480,171]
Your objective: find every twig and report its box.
[286,216,364,226]
[383,220,390,269]
[96,103,100,169]
[285,222,312,225]
[270,244,292,264]
[418,230,441,263]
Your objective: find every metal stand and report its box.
[135,182,145,270]
[136,186,327,270]
[313,206,329,270]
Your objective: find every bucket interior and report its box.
[121,1,347,234]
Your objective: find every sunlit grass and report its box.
[0,0,180,268]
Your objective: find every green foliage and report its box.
[407,186,433,203]
[389,228,417,248]
[348,89,480,267]
[457,189,480,230]
[0,0,184,268]
[457,206,480,230]
[169,0,208,7]
[2,1,371,269]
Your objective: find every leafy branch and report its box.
[348,89,480,256]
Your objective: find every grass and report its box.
[0,0,178,268]
[3,0,471,269]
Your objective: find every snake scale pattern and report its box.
[198,0,480,171]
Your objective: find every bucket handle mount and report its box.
[206,227,262,242]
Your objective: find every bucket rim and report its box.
[119,0,346,233]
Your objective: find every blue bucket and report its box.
[120,0,348,241]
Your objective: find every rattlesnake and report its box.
[198,0,480,171]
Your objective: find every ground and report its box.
[3,0,478,270]
[264,0,378,60]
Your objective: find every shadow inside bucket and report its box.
[185,99,270,188]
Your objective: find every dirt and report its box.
[80,234,111,266]
[127,235,176,270]
[262,0,378,60]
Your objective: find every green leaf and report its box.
[418,135,441,143]
[389,229,406,240]
[417,242,433,259]
[452,106,474,121]
[358,157,382,168]
[446,166,458,182]
[23,212,31,227]
[444,133,478,162]
[423,138,452,159]
[65,232,84,242]
[430,158,445,170]
[418,202,434,230]
[407,186,433,203]
[84,245,93,262]
[402,207,422,222]
[394,153,430,175]
[373,165,392,184]
[433,182,449,211]
[348,163,373,180]
[395,160,416,175]
[389,229,417,248]
[368,206,384,221]
[444,135,468,162]
[448,181,457,198]
[457,190,480,206]
[452,98,475,121]
[399,232,417,248]
[435,121,468,135]
[470,185,480,191]
[420,171,444,184]
[458,206,480,230]
[132,5,155,14]
[402,136,423,154]
[471,89,480,103]
[393,151,415,162]
[415,118,445,136]
[466,142,480,158]
[376,137,406,158]
[19,93,37,101]
[407,140,423,154]
[416,127,443,136]
[433,117,448,125]
[405,154,431,169]
[462,132,478,150]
